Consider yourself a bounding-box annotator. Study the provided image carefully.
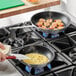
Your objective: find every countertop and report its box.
[0,0,60,18]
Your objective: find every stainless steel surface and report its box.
[0,60,22,76]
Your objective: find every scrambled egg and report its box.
[23,53,49,65]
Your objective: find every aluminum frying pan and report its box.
[31,11,71,34]
[19,45,55,68]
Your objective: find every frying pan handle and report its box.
[24,21,40,30]
[6,56,16,59]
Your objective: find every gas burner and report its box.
[25,64,51,75]
[37,31,60,39]
[42,32,60,38]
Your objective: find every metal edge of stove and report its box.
[35,65,76,76]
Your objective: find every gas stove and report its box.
[1,22,76,76]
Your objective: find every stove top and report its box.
[1,22,76,76]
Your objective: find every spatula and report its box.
[6,54,31,60]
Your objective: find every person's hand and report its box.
[0,42,6,62]
[0,52,6,62]
[0,42,5,50]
